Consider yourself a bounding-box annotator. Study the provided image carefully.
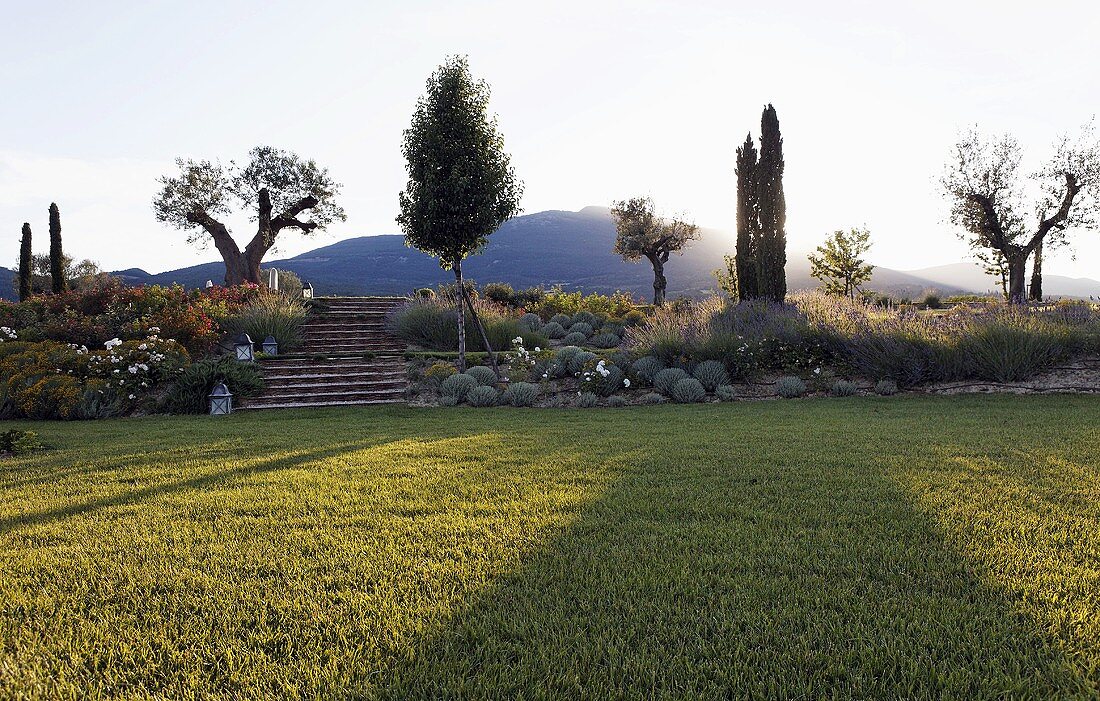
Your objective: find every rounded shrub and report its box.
[571,311,598,328]
[775,376,807,399]
[692,360,730,391]
[540,322,566,339]
[465,365,498,387]
[653,367,689,396]
[831,379,858,397]
[502,381,539,407]
[670,377,706,403]
[567,322,594,338]
[466,385,500,407]
[438,395,458,407]
[568,351,598,376]
[413,287,436,299]
[577,391,598,408]
[606,395,627,408]
[440,373,478,402]
[589,333,621,349]
[548,346,582,379]
[640,392,666,405]
[562,332,588,346]
[592,363,625,397]
[875,379,899,396]
[424,361,457,387]
[167,356,264,414]
[519,313,542,332]
[715,385,737,402]
[631,356,666,386]
[549,313,572,327]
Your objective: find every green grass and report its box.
[1,396,1098,699]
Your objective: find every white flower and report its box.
[104,338,122,349]
[814,367,821,375]
[533,347,541,353]
[128,394,135,400]
[138,343,147,351]
[623,378,631,388]
[148,327,160,334]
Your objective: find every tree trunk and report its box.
[1007,255,1027,305]
[454,264,467,373]
[1029,239,1044,302]
[649,254,667,306]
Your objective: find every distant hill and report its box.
[0,268,13,301]
[904,262,1100,299]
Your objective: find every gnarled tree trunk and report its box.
[648,252,668,306]
[1029,239,1044,302]
[1007,255,1028,306]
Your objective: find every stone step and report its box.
[237,396,405,410]
[241,386,406,405]
[263,377,406,392]
[298,345,405,354]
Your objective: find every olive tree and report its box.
[808,227,874,300]
[941,123,1099,304]
[611,197,698,306]
[397,56,523,374]
[153,146,345,286]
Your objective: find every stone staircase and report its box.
[237,296,408,410]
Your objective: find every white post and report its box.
[268,268,279,291]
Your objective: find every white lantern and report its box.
[234,333,254,362]
[208,382,233,415]
[262,335,278,356]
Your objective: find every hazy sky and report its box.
[2,1,1098,278]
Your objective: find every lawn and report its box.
[1,396,1098,699]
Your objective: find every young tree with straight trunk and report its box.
[756,104,787,302]
[153,147,345,286]
[942,124,1099,305]
[734,133,759,301]
[611,197,698,306]
[49,203,65,293]
[397,55,523,375]
[18,223,32,301]
[808,227,875,300]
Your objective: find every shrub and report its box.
[715,385,737,402]
[413,287,436,299]
[547,346,583,379]
[623,310,646,326]
[549,314,572,326]
[875,379,899,396]
[389,298,547,351]
[568,351,598,376]
[502,381,539,407]
[0,429,42,454]
[424,361,457,387]
[439,373,478,402]
[692,360,730,391]
[466,385,500,407]
[606,395,627,407]
[567,322,594,338]
[923,293,943,310]
[540,322,566,339]
[165,355,264,414]
[961,323,1068,382]
[653,367,689,396]
[776,376,807,398]
[224,293,307,353]
[483,282,516,307]
[580,359,626,397]
[589,333,621,349]
[670,377,706,403]
[831,379,858,397]
[438,395,458,407]
[576,391,598,408]
[519,313,542,332]
[571,311,599,328]
[640,392,666,405]
[465,365,499,387]
[562,332,588,346]
[630,356,666,386]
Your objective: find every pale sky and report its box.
[2,1,1098,277]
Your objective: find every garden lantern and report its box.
[262,335,278,356]
[234,333,254,362]
[205,280,214,288]
[208,382,233,415]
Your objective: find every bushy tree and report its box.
[611,196,698,306]
[18,223,32,301]
[153,146,345,286]
[756,104,787,302]
[397,55,523,373]
[15,254,104,295]
[808,227,874,299]
[713,254,737,298]
[734,134,759,300]
[941,123,1100,304]
[49,203,65,293]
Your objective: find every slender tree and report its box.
[154,147,345,285]
[18,223,32,301]
[734,133,759,301]
[808,227,875,300]
[1029,239,1044,301]
[974,249,1009,300]
[49,203,65,293]
[397,55,523,374]
[611,197,698,306]
[755,104,787,302]
[713,254,737,298]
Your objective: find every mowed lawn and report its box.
[1,396,1098,699]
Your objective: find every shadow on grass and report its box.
[362,431,1095,698]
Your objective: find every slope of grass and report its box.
[0,396,1098,699]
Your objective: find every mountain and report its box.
[904,262,1100,299]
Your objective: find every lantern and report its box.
[262,335,278,356]
[208,382,233,415]
[234,333,254,362]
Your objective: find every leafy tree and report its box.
[18,223,32,301]
[153,146,345,286]
[49,203,65,293]
[756,104,787,302]
[611,197,698,306]
[941,123,1099,304]
[15,254,105,295]
[397,55,523,374]
[974,248,1009,300]
[713,254,737,298]
[808,227,875,299]
[734,134,759,300]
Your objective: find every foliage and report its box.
[808,227,874,299]
[567,322,594,338]
[539,322,566,339]
[518,313,542,332]
[923,293,943,310]
[165,355,264,414]
[670,377,706,403]
[630,356,666,386]
[533,289,638,322]
[562,332,587,346]
[501,381,539,407]
[413,287,436,299]
[483,282,515,306]
[692,360,730,391]
[223,293,307,352]
[734,134,759,301]
[606,395,628,408]
[465,365,499,387]
[775,376,807,398]
[568,351,598,376]
[653,368,689,396]
[549,313,572,327]
[466,385,500,407]
[874,379,899,396]
[424,361,457,387]
[830,379,858,397]
[579,359,626,397]
[18,223,32,302]
[756,104,787,302]
[715,385,738,402]
[589,332,621,349]
[0,429,41,455]
[388,297,546,352]
[576,391,598,408]
[611,197,698,305]
[49,203,66,294]
[640,392,666,404]
[440,373,478,402]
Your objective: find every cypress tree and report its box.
[755,104,787,302]
[734,133,759,301]
[49,202,65,293]
[18,223,32,301]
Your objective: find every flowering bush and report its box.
[579,358,629,397]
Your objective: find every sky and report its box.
[2,0,1099,278]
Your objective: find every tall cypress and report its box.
[755,104,786,302]
[18,223,32,301]
[734,133,759,301]
[49,202,65,293]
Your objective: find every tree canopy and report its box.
[808,227,874,300]
[611,196,698,305]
